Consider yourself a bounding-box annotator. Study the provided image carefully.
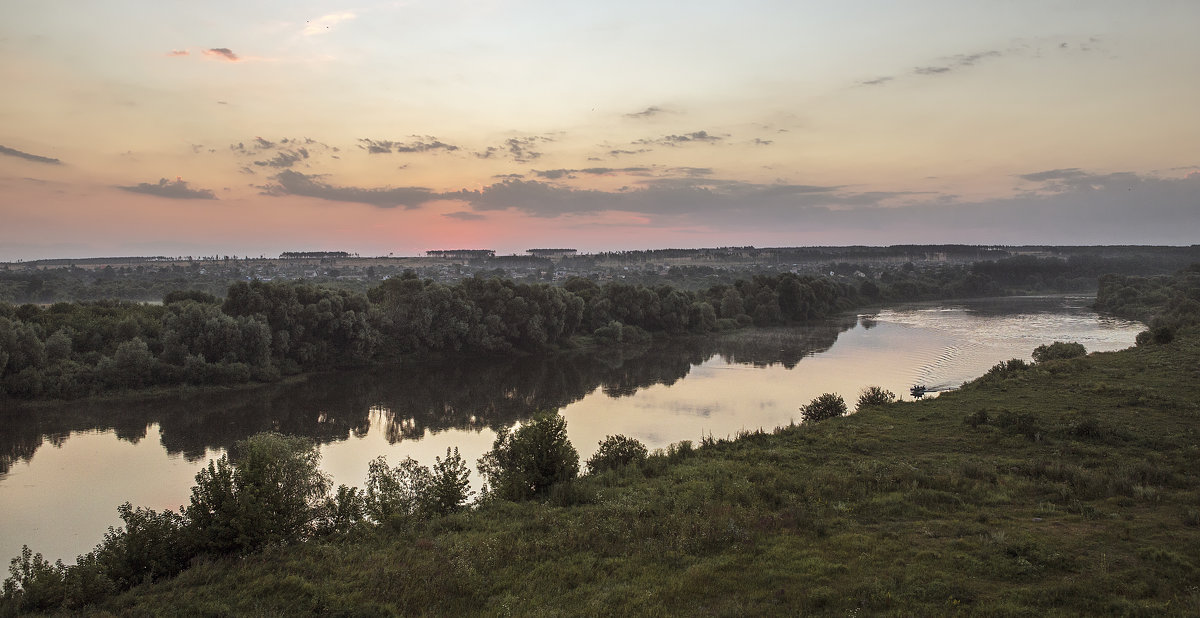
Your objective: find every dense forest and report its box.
[1,254,1186,400]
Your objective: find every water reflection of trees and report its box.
[0,319,852,473]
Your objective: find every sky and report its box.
[1,0,1198,260]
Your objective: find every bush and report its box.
[586,435,649,474]
[477,413,579,501]
[187,433,331,555]
[1136,326,1175,346]
[363,456,431,524]
[426,448,473,516]
[91,503,192,589]
[801,393,847,423]
[2,546,67,614]
[857,386,897,408]
[1031,341,1087,363]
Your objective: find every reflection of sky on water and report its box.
[0,296,1144,565]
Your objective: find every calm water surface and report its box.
[0,296,1142,563]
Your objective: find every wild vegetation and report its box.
[2,266,1197,615]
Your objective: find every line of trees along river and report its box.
[0,254,1177,400]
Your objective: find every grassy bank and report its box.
[45,328,1194,616]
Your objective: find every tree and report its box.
[801,393,847,423]
[477,413,579,501]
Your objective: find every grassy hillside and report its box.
[60,329,1198,616]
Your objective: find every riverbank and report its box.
[60,327,1198,615]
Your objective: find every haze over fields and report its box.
[1,0,1198,260]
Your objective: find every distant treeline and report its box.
[1096,265,1200,344]
[0,272,858,399]
[279,252,352,259]
[1,254,1192,400]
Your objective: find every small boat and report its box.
[910,384,928,398]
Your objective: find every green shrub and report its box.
[1032,341,1087,363]
[363,456,432,524]
[586,435,649,474]
[1,546,67,614]
[857,386,897,408]
[91,503,192,589]
[477,413,579,501]
[801,393,848,423]
[427,448,473,515]
[187,433,331,555]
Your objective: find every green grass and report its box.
[66,333,1200,616]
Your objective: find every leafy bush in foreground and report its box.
[587,435,649,474]
[1032,341,1087,363]
[857,386,897,408]
[801,393,847,423]
[478,413,579,501]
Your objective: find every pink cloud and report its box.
[166,50,189,57]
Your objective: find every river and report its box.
[0,295,1143,564]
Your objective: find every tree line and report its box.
[0,272,859,399]
[3,254,1178,400]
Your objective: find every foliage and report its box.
[586,434,649,474]
[801,393,847,423]
[1,546,66,614]
[427,448,474,516]
[363,456,432,524]
[188,433,331,555]
[856,386,897,408]
[477,413,579,501]
[1031,341,1087,363]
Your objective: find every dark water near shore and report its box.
[0,295,1143,563]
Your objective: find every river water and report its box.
[0,295,1143,564]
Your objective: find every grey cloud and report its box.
[580,167,652,176]
[752,138,773,146]
[474,136,555,163]
[914,50,1003,76]
[254,148,309,168]
[608,148,650,157]
[1018,168,1087,182]
[1019,168,1143,193]
[667,167,713,177]
[203,48,240,62]
[859,76,893,86]
[533,167,652,180]
[442,172,1200,245]
[493,173,525,179]
[533,169,574,180]
[0,145,61,165]
[443,211,486,221]
[262,170,433,208]
[625,106,666,119]
[254,137,275,149]
[358,137,460,154]
[634,130,723,146]
[118,178,216,200]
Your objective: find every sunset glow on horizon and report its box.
[2,1,1198,260]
